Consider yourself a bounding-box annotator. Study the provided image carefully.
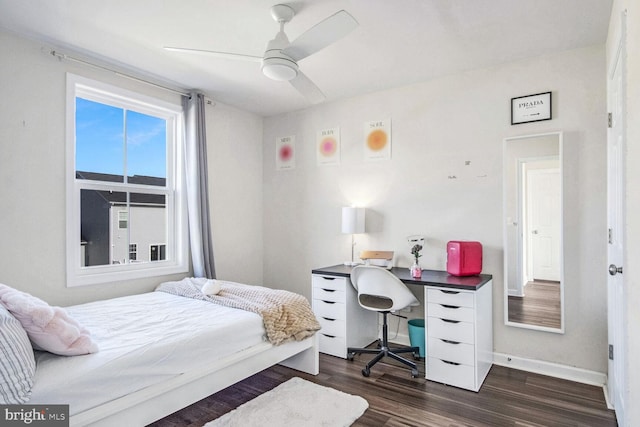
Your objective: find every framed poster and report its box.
[317,127,340,166]
[276,135,295,170]
[364,119,391,161]
[511,92,552,125]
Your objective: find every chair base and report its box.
[347,312,421,378]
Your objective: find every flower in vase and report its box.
[411,244,423,264]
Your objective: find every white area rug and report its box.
[204,377,369,427]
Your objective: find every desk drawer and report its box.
[427,336,475,366]
[427,357,476,391]
[313,287,346,303]
[312,275,347,292]
[427,288,474,308]
[319,333,346,358]
[427,303,474,323]
[317,316,346,337]
[427,317,474,344]
[313,299,345,321]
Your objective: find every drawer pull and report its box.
[442,318,460,324]
[322,317,336,322]
[321,288,336,292]
[321,276,336,280]
[441,339,461,345]
[442,360,461,366]
[440,304,460,309]
[321,333,336,338]
[321,300,336,304]
[441,290,460,295]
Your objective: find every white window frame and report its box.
[66,73,188,287]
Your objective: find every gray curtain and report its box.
[184,93,216,278]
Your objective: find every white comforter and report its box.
[29,291,266,415]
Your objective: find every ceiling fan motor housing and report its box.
[261,31,298,81]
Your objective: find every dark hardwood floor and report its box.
[150,351,616,427]
[508,280,561,329]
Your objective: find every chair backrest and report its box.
[350,265,419,312]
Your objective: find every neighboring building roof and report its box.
[76,171,166,186]
[76,171,166,206]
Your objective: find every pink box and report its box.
[447,241,483,276]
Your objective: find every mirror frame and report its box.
[503,131,565,333]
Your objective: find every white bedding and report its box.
[29,291,266,415]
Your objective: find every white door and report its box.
[607,20,626,426]
[528,168,561,281]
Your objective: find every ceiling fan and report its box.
[165,4,358,104]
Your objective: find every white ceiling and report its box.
[0,0,612,117]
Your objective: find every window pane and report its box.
[80,190,167,267]
[80,189,126,267]
[130,193,166,262]
[76,97,124,182]
[126,110,166,186]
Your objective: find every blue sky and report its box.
[76,97,166,179]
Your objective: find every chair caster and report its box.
[347,352,355,361]
[362,367,370,377]
[411,368,419,378]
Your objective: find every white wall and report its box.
[263,45,608,373]
[607,1,639,425]
[206,101,264,286]
[0,30,264,305]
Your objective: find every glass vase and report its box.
[410,261,422,278]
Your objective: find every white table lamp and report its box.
[342,207,365,266]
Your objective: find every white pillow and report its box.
[201,279,221,296]
[0,304,35,403]
[0,284,98,356]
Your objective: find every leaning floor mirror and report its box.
[503,131,564,333]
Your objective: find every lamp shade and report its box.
[341,207,365,234]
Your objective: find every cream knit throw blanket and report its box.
[156,278,320,345]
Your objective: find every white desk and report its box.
[311,265,493,392]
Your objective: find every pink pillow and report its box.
[0,284,98,356]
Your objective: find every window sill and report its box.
[67,262,189,288]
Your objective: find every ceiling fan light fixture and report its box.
[261,57,298,81]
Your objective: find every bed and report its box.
[0,279,319,427]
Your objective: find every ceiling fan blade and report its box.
[283,10,358,62]
[290,71,326,104]
[164,46,262,62]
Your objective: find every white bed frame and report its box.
[70,335,318,426]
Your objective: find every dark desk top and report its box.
[312,264,492,291]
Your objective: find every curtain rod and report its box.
[50,49,191,97]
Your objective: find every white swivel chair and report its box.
[347,265,421,378]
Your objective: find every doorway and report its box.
[606,13,626,425]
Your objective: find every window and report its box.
[129,244,137,261]
[150,244,166,261]
[118,211,128,229]
[66,74,188,287]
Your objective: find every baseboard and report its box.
[493,352,607,387]
[388,342,610,402]
[601,382,614,410]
